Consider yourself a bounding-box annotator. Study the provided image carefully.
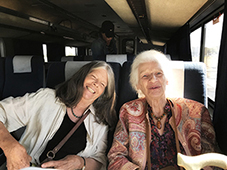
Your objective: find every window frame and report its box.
[190,8,224,103]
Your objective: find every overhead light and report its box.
[105,0,138,26]
[29,17,49,25]
[152,40,165,46]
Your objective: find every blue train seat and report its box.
[2,55,44,99]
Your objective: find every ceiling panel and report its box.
[145,0,208,45]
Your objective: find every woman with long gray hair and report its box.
[0,61,116,170]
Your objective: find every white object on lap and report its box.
[177,152,227,170]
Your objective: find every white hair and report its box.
[130,49,172,97]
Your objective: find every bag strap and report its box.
[44,109,90,161]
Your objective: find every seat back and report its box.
[46,61,90,88]
[117,61,207,113]
[107,62,121,98]
[0,56,44,166]
[106,54,127,65]
[117,61,137,113]
[127,54,135,61]
[184,62,207,107]
[2,55,44,99]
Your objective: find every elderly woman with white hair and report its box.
[108,49,218,170]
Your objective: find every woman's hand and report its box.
[0,122,31,170]
[5,143,32,170]
[41,155,84,170]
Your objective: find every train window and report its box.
[190,27,202,62]
[88,49,92,56]
[42,44,48,62]
[122,39,134,54]
[65,46,78,56]
[204,14,224,101]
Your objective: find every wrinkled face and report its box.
[83,68,108,104]
[136,61,168,100]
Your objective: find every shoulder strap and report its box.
[45,109,91,160]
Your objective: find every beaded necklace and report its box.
[71,108,83,119]
[149,102,171,129]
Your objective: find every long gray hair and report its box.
[55,61,117,128]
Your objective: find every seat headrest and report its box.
[65,61,90,80]
[106,54,127,65]
[13,55,33,73]
[166,61,184,98]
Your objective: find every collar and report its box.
[87,104,95,116]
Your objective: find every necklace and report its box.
[71,108,83,119]
[149,102,170,129]
[150,112,166,129]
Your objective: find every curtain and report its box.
[166,23,192,61]
[213,2,227,154]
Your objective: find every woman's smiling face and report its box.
[82,67,108,103]
[136,61,168,100]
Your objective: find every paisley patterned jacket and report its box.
[108,97,217,170]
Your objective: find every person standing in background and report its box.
[91,20,117,61]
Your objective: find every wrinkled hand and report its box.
[5,143,32,170]
[41,155,84,170]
